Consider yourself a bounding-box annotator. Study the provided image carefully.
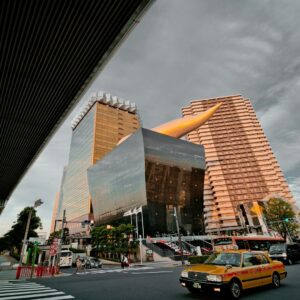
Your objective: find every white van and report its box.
[60,250,73,267]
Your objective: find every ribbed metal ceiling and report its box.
[0,0,153,212]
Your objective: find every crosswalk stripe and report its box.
[34,296,74,300]
[0,284,41,288]
[74,266,154,275]
[0,286,48,291]
[0,288,55,296]
[0,291,64,300]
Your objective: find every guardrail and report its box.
[16,266,57,279]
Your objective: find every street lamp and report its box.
[19,199,43,266]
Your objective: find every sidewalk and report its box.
[0,255,18,281]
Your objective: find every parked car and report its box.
[269,243,300,265]
[85,257,102,269]
[180,250,287,299]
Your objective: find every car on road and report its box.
[269,243,300,265]
[85,257,103,269]
[179,250,287,299]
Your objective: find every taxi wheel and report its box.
[272,272,280,288]
[229,280,242,299]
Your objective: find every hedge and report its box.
[69,247,85,254]
[188,255,209,264]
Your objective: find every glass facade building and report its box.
[61,106,95,222]
[87,128,206,235]
[55,93,140,234]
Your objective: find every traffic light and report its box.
[283,217,290,222]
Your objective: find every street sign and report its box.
[49,238,59,256]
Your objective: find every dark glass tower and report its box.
[87,128,206,235]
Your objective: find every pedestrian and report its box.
[74,255,82,274]
[121,253,129,269]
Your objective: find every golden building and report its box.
[55,92,140,232]
[182,95,295,233]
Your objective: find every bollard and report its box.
[16,266,21,279]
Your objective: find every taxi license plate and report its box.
[193,283,201,289]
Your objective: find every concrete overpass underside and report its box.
[0,0,153,214]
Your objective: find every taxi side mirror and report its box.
[225,264,233,270]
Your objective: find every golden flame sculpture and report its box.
[152,102,222,138]
[118,102,222,144]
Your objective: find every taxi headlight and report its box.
[206,275,223,282]
[181,271,189,278]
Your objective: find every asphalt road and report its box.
[26,263,300,300]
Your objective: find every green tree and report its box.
[264,197,299,241]
[0,207,42,256]
[91,224,137,258]
[47,227,69,245]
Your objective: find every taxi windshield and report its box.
[204,252,241,267]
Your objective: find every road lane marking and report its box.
[0,284,41,288]
[0,286,50,291]
[0,292,65,300]
[35,296,74,300]
[131,271,173,274]
[75,266,154,275]
[0,289,56,296]
[0,282,75,300]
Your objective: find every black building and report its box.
[87,128,206,235]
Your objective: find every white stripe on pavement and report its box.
[0,286,48,291]
[0,283,41,288]
[0,291,64,300]
[34,296,74,300]
[132,271,173,274]
[0,288,55,296]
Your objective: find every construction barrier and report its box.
[16,266,57,279]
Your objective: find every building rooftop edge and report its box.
[71,91,138,130]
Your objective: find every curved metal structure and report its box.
[152,102,222,138]
[118,102,222,144]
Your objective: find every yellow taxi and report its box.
[179,250,287,299]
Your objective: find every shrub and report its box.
[69,247,85,254]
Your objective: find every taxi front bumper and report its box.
[179,277,229,293]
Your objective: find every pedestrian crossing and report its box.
[74,266,154,275]
[0,281,75,300]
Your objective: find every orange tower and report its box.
[182,95,295,233]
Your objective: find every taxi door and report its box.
[240,253,265,289]
[257,254,273,285]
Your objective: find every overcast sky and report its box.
[1,0,300,237]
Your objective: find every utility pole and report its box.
[135,210,139,239]
[173,207,184,265]
[141,207,145,239]
[56,209,66,272]
[19,199,43,266]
